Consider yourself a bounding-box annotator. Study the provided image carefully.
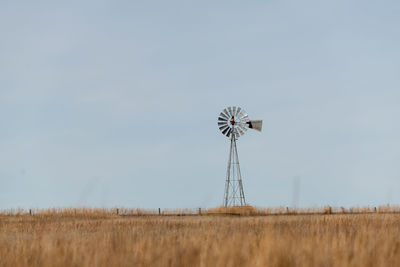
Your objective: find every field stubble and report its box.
[0,208,400,266]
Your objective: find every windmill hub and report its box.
[217,106,263,207]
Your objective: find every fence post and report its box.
[198,208,201,215]
[158,208,161,215]
[116,208,119,215]
[286,207,289,214]
[29,209,32,216]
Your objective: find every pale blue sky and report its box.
[1,1,400,209]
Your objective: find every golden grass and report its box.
[1,207,400,266]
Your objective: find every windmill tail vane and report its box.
[217,106,262,207]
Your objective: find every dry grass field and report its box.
[1,207,400,267]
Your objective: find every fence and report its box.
[1,205,400,217]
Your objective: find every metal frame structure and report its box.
[217,106,262,207]
[224,126,246,206]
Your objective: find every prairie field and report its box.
[1,207,400,267]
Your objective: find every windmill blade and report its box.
[239,125,247,131]
[227,107,233,117]
[247,120,263,132]
[222,127,230,135]
[226,128,232,137]
[219,125,229,131]
[238,110,246,117]
[218,122,228,126]
[238,126,246,136]
[232,106,237,117]
[219,112,229,120]
[240,114,249,121]
[218,116,228,122]
[235,122,246,130]
[238,111,249,121]
[236,107,242,116]
[237,121,247,128]
[234,128,240,138]
[223,108,230,118]
[237,121,248,127]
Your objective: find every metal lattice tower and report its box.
[224,129,245,206]
[217,106,262,207]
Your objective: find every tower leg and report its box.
[223,135,233,207]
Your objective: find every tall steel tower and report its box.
[217,106,262,207]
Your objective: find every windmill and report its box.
[218,106,262,207]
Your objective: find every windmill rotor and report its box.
[217,106,263,138]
